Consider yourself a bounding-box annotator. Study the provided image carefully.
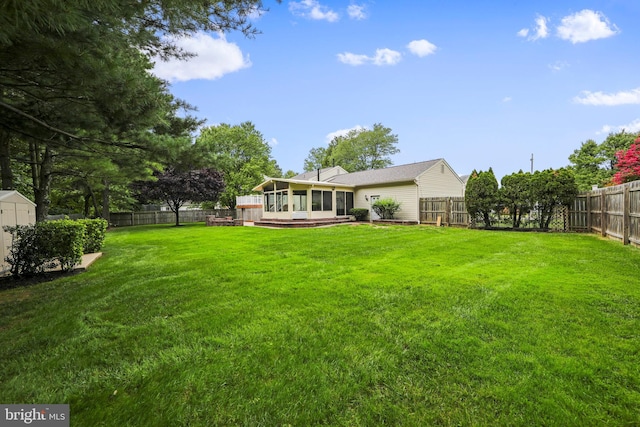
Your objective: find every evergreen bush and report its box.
[349,208,369,221]
[3,219,86,276]
[3,225,50,277]
[37,220,85,272]
[371,198,401,219]
[77,218,108,253]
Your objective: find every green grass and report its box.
[1,224,640,426]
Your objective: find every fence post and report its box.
[623,186,630,245]
[445,198,451,226]
[599,192,606,237]
[586,193,591,232]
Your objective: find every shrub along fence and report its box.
[109,209,236,227]
[420,197,568,231]
[568,180,640,246]
[420,180,640,246]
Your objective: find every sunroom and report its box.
[252,178,355,220]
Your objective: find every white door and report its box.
[370,195,380,220]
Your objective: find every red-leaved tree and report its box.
[612,136,640,185]
[133,167,225,226]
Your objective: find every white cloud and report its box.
[548,61,569,72]
[152,33,250,82]
[372,48,402,65]
[407,39,437,57]
[289,0,339,22]
[533,15,549,39]
[347,4,367,20]
[502,97,512,103]
[325,125,366,144]
[337,48,402,66]
[598,119,640,134]
[574,88,640,106]
[557,10,619,43]
[336,52,369,66]
[268,138,278,147]
[518,14,549,41]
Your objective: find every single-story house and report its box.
[252,159,465,223]
[0,190,37,271]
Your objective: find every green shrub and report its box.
[37,220,86,272]
[3,225,51,277]
[77,218,108,253]
[349,208,369,221]
[4,220,86,276]
[372,198,401,219]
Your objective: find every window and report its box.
[312,190,322,211]
[323,191,332,211]
[336,191,345,216]
[264,193,274,212]
[263,181,289,212]
[293,190,307,211]
[276,192,288,212]
[312,190,333,212]
[336,191,354,216]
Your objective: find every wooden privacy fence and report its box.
[109,209,235,227]
[569,180,640,246]
[420,197,586,233]
[420,197,469,226]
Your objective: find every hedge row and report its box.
[3,218,108,277]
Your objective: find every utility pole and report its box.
[530,153,534,173]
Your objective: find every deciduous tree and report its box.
[612,137,640,185]
[567,131,638,190]
[304,123,399,172]
[194,122,281,208]
[132,167,225,226]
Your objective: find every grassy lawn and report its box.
[1,224,639,426]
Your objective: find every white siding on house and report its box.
[416,160,465,198]
[355,183,419,222]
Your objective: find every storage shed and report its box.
[0,191,37,272]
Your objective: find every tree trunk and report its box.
[101,179,110,222]
[483,212,491,229]
[30,142,54,222]
[0,129,14,190]
[511,207,518,228]
[86,184,100,218]
[83,191,91,217]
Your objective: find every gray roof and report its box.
[327,159,442,186]
[291,167,335,181]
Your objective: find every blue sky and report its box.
[152,0,640,180]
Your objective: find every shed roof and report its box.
[327,159,442,186]
[0,190,36,206]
